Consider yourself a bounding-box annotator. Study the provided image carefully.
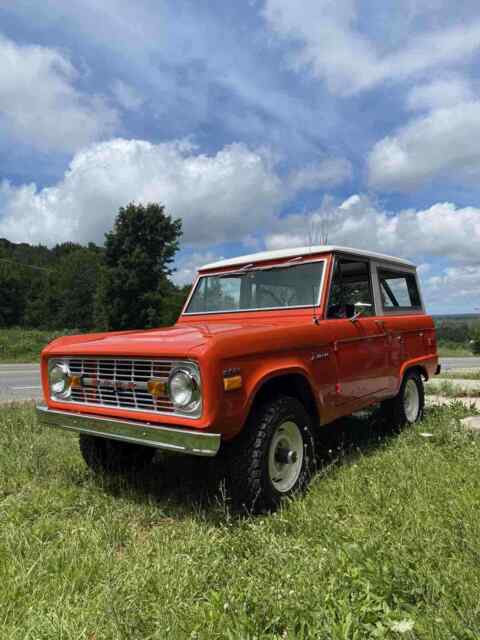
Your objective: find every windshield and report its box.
[185,260,325,314]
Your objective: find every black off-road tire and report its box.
[79,435,155,473]
[381,369,425,428]
[224,395,316,514]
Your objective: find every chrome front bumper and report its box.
[35,405,221,457]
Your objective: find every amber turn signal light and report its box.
[224,375,242,391]
[147,379,167,398]
[69,375,82,388]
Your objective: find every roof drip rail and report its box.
[200,245,416,271]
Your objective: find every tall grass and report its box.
[1,402,480,638]
[426,381,480,398]
[437,341,474,357]
[0,328,80,363]
[439,371,480,381]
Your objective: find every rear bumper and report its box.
[35,404,221,457]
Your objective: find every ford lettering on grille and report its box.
[82,378,143,391]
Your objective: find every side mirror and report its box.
[349,302,372,322]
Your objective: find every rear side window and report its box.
[378,269,421,311]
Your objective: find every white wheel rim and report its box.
[267,420,304,493]
[404,379,420,422]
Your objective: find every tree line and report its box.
[434,319,480,354]
[0,203,190,331]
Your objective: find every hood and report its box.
[43,321,274,359]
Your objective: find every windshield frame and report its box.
[182,257,328,316]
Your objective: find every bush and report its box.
[471,323,480,355]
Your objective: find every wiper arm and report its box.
[212,257,306,278]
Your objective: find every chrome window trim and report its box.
[182,257,327,316]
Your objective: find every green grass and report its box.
[0,328,77,363]
[439,371,480,381]
[2,403,480,638]
[426,381,480,398]
[437,342,474,357]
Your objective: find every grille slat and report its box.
[67,357,175,415]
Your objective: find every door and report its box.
[326,256,389,405]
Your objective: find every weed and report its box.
[1,403,480,638]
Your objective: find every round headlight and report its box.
[49,362,71,399]
[168,368,200,410]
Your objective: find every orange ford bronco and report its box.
[37,245,439,511]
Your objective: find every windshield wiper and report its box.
[217,257,306,278]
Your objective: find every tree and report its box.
[96,202,182,330]
[52,246,104,330]
[471,323,480,355]
[0,263,25,327]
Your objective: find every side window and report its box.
[327,258,375,319]
[378,270,421,311]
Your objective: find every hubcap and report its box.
[404,379,420,422]
[268,420,304,493]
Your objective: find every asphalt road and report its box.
[439,357,480,371]
[1,357,480,404]
[0,363,42,403]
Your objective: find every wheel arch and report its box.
[401,363,429,381]
[246,370,320,427]
[396,362,429,395]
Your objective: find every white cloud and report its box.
[0,34,119,153]
[288,158,352,192]
[368,99,480,190]
[111,80,144,111]
[172,251,223,286]
[0,138,284,247]
[263,0,480,95]
[265,194,480,264]
[265,193,480,311]
[406,76,474,111]
[424,265,480,312]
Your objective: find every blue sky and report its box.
[1,0,480,313]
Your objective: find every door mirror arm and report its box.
[349,310,363,323]
[349,302,372,323]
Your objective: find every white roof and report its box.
[200,245,415,271]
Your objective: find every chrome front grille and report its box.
[67,358,175,414]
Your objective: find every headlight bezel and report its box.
[48,360,73,400]
[167,363,202,416]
